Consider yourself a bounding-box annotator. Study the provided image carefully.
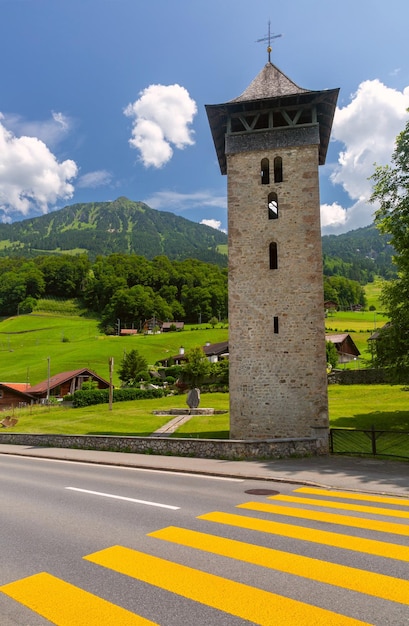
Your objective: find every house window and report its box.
[261,158,270,185]
[269,242,278,269]
[268,192,278,219]
[274,156,283,183]
[273,316,279,334]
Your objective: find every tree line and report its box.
[0,250,371,328]
[0,253,228,330]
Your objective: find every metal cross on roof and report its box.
[256,20,282,63]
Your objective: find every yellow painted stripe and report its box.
[238,501,409,536]
[0,572,156,626]
[269,494,409,519]
[295,488,409,507]
[149,525,409,605]
[85,545,371,626]
[198,511,409,562]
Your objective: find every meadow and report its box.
[5,384,408,439]
[2,283,407,444]
[0,304,228,387]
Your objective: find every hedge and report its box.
[72,387,165,408]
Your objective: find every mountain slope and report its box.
[0,197,228,265]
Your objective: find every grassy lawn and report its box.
[0,312,228,386]
[3,386,408,440]
[5,393,230,437]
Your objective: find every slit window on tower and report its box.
[269,242,278,269]
[261,158,270,185]
[273,316,279,334]
[274,157,283,183]
[268,192,278,219]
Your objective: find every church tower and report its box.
[206,55,338,451]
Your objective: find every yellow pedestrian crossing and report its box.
[0,571,157,625]
[149,525,409,605]
[295,487,409,507]
[84,544,370,625]
[267,494,409,518]
[237,500,409,536]
[198,510,409,562]
[1,487,408,625]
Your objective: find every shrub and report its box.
[72,387,165,407]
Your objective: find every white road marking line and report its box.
[65,487,180,509]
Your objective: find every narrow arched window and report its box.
[269,242,278,270]
[268,192,278,219]
[261,158,270,185]
[274,156,283,183]
[273,316,279,334]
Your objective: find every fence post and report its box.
[371,424,377,456]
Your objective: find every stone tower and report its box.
[206,61,338,451]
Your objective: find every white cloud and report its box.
[0,120,77,217]
[77,170,112,188]
[200,218,227,233]
[124,84,197,168]
[320,202,347,228]
[144,189,227,212]
[323,79,409,234]
[1,110,72,148]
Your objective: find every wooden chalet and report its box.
[161,321,184,332]
[157,341,229,367]
[27,368,110,401]
[325,333,360,364]
[0,382,35,410]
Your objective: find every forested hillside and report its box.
[0,197,228,266]
[322,224,395,282]
[0,253,228,329]
[0,197,397,325]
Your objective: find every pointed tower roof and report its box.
[206,62,339,174]
[230,62,309,102]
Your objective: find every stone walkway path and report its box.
[150,414,194,437]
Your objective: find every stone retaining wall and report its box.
[0,433,326,460]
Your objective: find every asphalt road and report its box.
[0,454,408,625]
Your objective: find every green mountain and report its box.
[322,224,396,281]
[0,197,228,265]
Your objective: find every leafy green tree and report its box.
[209,316,219,328]
[181,346,211,389]
[326,341,339,371]
[371,114,409,370]
[118,349,149,387]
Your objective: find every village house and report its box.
[325,333,360,364]
[0,368,110,410]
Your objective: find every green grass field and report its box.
[5,385,408,440]
[0,311,228,386]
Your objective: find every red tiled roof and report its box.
[1,382,31,392]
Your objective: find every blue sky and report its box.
[0,0,408,235]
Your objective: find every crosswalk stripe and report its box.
[85,545,372,626]
[295,487,409,507]
[149,525,409,605]
[198,511,409,561]
[0,572,157,625]
[238,501,409,536]
[268,494,409,518]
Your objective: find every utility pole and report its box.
[109,357,114,411]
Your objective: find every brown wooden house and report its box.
[325,333,360,364]
[0,382,35,410]
[27,368,110,401]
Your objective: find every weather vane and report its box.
[256,20,282,63]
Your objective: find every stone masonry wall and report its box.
[0,433,328,459]
[227,141,329,442]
